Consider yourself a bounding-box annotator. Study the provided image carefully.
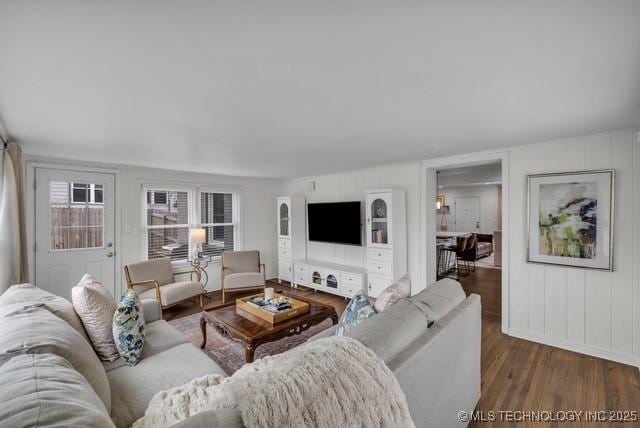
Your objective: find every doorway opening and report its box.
[435,161,502,323]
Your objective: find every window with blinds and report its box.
[142,186,239,263]
[200,192,236,258]
[144,189,190,261]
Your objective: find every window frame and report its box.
[140,184,242,266]
[70,182,104,205]
[197,187,243,260]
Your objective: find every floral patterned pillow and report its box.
[335,291,376,336]
[112,289,145,366]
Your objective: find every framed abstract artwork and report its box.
[527,170,614,270]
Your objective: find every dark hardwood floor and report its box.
[457,266,502,324]
[165,276,640,427]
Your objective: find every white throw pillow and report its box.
[72,274,120,362]
[373,274,411,312]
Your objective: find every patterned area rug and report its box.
[168,312,335,375]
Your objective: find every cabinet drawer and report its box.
[367,261,392,276]
[340,284,360,298]
[279,238,291,249]
[294,272,309,285]
[340,273,363,287]
[295,264,309,274]
[367,275,392,298]
[278,247,291,258]
[367,248,393,263]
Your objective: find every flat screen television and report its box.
[307,201,362,246]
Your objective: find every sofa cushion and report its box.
[103,320,188,372]
[139,281,203,306]
[0,354,115,428]
[374,273,411,312]
[410,278,466,321]
[0,283,91,343]
[0,304,112,413]
[335,291,375,336]
[223,272,265,289]
[113,289,145,366]
[107,343,226,428]
[72,274,120,361]
[126,257,175,287]
[341,299,430,363]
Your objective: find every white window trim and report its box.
[140,183,243,266]
[197,186,243,261]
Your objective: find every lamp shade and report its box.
[190,228,206,245]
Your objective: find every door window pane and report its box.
[50,181,104,250]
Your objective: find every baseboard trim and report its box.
[508,328,640,368]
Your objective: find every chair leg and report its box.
[199,294,204,309]
[222,289,226,304]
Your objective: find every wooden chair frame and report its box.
[124,264,205,319]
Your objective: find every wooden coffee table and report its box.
[200,295,338,363]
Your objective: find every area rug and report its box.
[168,313,335,375]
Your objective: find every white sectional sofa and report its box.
[0,279,481,428]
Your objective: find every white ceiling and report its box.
[1,1,639,178]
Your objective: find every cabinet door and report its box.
[366,193,392,247]
[278,200,290,237]
[278,260,292,281]
[367,275,392,298]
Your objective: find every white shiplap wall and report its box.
[508,129,640,365]
[281,162,423,295]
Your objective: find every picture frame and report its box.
[527,169,614,271]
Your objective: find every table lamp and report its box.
[190,228,206,259]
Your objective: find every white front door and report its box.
[454,196,480,233]
[34,168,116,300]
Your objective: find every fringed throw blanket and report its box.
[134,336,414,428]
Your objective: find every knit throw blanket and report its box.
[133,336,414,428]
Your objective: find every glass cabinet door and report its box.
[367,195,391,246]
[279,202,290,237]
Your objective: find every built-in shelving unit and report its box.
[365,189,407,297]
[277,196,306,283]
[292,259,367,299]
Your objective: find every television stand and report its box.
[292,259,367,299]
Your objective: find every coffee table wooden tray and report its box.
[236,293,310,324]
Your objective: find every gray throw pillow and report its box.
[374,273,411,312]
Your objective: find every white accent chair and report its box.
[124,257,205,318]
[221,250,266,303]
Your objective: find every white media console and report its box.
[291,259,367,299]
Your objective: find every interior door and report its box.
[454,197,480,233]
[34,168,116,300]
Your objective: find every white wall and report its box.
[437,185,500,234]
[507,129,640,366]
[281,162,423,295]
[25,156,282,296]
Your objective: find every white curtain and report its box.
[0,146,21,292]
